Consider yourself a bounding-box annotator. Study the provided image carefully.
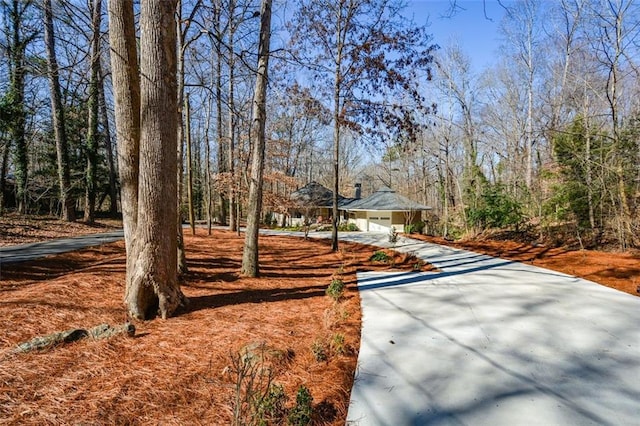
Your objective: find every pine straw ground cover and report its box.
[411,234,640,297]
[0,229,431,425]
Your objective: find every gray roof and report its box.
[290,181,352,208]
[344,186,431,211]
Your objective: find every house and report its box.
[344,186,431,233]
[285,181,354,226]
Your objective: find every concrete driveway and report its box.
[336,233,640,426]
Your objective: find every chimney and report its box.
[354,183,362,199]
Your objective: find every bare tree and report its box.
[500,0,544,189]
[588,0,639,247]
[5,0,36,214]
[290,0,435,251]
[43,0,75,221]
[241,0,272,277]
[84,0,102,223]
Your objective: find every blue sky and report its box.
[404,0,511,71]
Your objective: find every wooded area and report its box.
[1,0,639,317]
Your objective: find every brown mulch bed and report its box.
[410,234,640,297]
[0,229,429,425]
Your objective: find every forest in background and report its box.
[1,0,638,251]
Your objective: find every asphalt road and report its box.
[0,230,124,265]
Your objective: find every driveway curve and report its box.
[0,230,124,264]
[332,233,640,426]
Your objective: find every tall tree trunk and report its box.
[44,0,75,222]
[176,0,188,274]
[214,1,227,225]
[185,92,196,235]
[107,0,140,293]
[331,14,344,252]
[84,0,102,223]
[0,140,10,213]
[228,0,237,232]
[9,0,28,214]
[241,0,272,277]
[331,95,340,250]
[204,90,213,235]
[99,61,119,216]
[127,0,184,320]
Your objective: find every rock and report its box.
[12,322,135,354]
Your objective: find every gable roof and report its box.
[344,186,431,211]
[290,181,351,208]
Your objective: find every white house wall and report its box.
[347,210,413,233]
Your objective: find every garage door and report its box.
[368,214,392,232]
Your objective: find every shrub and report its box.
[287,386,313,426]
[369,250,391,262]
[227,343,286,426]
[404,221,425,234]
[330,333,346,355]
[326,278,345,301]
[388,226,399,244]
[338,222,359,231]
[257,383,287,425]
[310,340,327,362]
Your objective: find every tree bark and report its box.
[84,0,102,223]
[214,1,227,226]
[204,89,214,235]
[99,61,119,216]
[185,92,196,235]
[126,0,184,320]
[0,141,10,213]
[9,0,29,214]
[108,0,140,294]
[44,0,75,222]
[331,7,344,252]
[228,0,237,232]
[241,0,272,277]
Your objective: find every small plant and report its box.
[287,385,313,426]
[330,333,346,355]
[257,383,287,425]
[227,343,289,426]
[337,222,359,231]
[311,339,327,362]
[369,250,391,262]
[326,278,345,301]
[388,226,399,244]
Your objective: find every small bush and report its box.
[404,221,425,234]
[310,340,327,362]
[337,222,359,231]
[388,226,399,244]
[326,278,345,301]
[257,383,287,425]
[287,386,313,426]
[369,250,390,262]
[330,333,346,355]
[228,343,283,426]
